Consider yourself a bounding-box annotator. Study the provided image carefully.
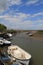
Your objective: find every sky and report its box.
[0,0,43,30]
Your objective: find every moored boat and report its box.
[7,45,31,65]
[7,33,12,37]
[0,33,12,40]
[29,33,33,36]
[3,39,11,46]
[0,39,3,46]
[0,38,11,46]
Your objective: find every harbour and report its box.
[0,0,43,64]
[0,32,43,65]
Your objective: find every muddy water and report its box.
[11,33,43,65]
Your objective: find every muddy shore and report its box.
[31,33,43,41]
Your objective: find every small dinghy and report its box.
[3,39,11,46]
[7,33,12,37]
[8,45,31,65]
[0,38,11,46]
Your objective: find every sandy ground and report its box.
[31,33,43,41]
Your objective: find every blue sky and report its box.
[0,0,43,30]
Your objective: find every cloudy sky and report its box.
[0,0,43,30]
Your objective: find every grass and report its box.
[38,30,43,35]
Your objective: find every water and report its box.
[11,32,43,65]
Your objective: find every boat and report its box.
[3,39,11,46]
[7,33,12,37]
[29,33,33,36]
[0,38,11,46]
[0,53,11,62]
[26,32,30,34]
[0,53,11,65]
[7,45,31,65]
[0,33,13,40]
[0,39,3,46]
[11,62,22,65]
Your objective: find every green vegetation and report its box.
[0,24,17,33]
[38,30,43,35]
[7,29,17,33]
[0,24,7,32]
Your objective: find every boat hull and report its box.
[3,43,11,46]
[16,59,30,65]
[8,45,31,65]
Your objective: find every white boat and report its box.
[29,33,33,36]
[3,39,11,45]
[0,38,11,46]
[8,45,31,65]
[7,33,12,37]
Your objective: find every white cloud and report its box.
[26,0,43,6]
[8,0,22,5]
[0,0,8,13]
[32,12,43,17]
[14,13,31,19]
[0,0,22,13]
[36,20,43,23]
[0,12,43,18]
[26,0,39,5]
[35,20,43,30]
[0,12,30,19]
[0,13,33,29]
[0,12,43,30]
[3,18,43,30]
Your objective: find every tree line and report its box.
[0,24,17,33]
